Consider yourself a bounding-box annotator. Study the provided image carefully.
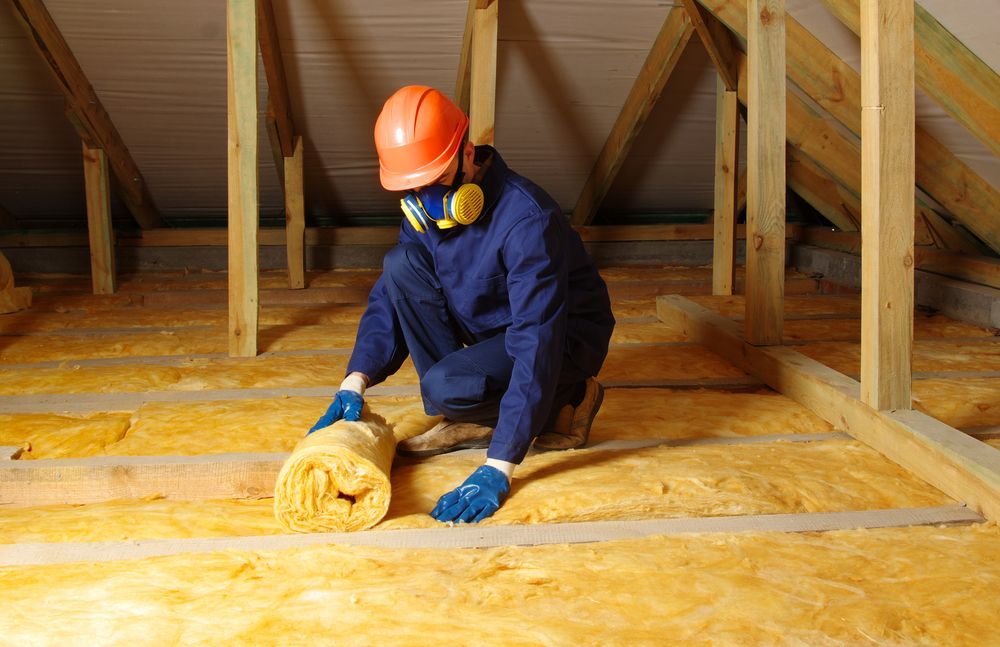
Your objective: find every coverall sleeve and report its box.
[345,223,419,386]
[488,214,569,463]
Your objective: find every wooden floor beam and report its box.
[657,295,1000,522]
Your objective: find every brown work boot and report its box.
[397,419,494,457]
[533,378,605,451]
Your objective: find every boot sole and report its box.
[396,436,492,458]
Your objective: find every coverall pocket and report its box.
[459,274,512,333]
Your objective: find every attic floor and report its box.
[1,265,999,645]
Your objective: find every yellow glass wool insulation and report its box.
[589,388,832,441]
[796,340,1000,374]
[0,412,131,459]
[0,440,949,544]
[0,354,419,396]
[913,378,1000,428]
[1,345,737,397]
[0,304,366,334]
[687,294,861,318]
[273,415,398,533]
[778,315,994,343]
[3,523,999,645]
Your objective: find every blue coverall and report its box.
[347,147,615,463]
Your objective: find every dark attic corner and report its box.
[1,0,999,643]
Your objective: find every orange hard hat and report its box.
[374,85,469,191]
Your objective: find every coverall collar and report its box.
[472,145,507,216]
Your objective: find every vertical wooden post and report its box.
[82,144,116,295]
[744,0,786,345]
[285,135,305,290]
[712,77,739,296]
[470,0,498,145]
[860,0,914,410]
[227,0,259,357]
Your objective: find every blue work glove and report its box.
[307,390,364,434]
[430,465,510,523]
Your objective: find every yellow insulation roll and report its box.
[274,413,395,533]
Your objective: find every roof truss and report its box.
[8,0,162,230]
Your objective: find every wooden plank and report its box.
[860,0,914,410]
[799,227,1000,291]
[680,0,739,90]
[469,0,498,146]
[256,0,295,157]
[657,295,1000,522]
[743,0,785,346]
[0,506,980,566]
[817,0,1000,160]
[227,0,259,358]
[0,452,285,507]
[82,145,116,296]
[570,9,694,225]
[8,0,162,230]
[284,135,305,289]
[697,0,1000,255]
[712,78,739,295]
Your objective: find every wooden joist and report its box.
[657,295,1000,522]
[227,0,260,358]
[859,0,914,410]
[8,0,162,230]
[0,506,981,566]
[743,0,785,346]
[470,0,498,146]
[817,0,1000,160]
[696,0,1000,255]
[680,0,739,91]
[570,8,694,226]
[82,145,116,296]
[712,77,740,296]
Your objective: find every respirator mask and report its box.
[400,146,485,234]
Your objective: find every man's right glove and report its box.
[307,373,367,435]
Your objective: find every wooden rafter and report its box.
[860,0,914,410]
[571,8,694,226]
[227,0,260,358]
[8,0,162,230]
[818,0,1000,159]
[787,147,860,231]
[680,0,738,91]
[696,0,1000,254]
[257,0,295,158]
[455,0,493,113]
[470,0,498,145]
[285,136,305,289]
[658,295,1000,522]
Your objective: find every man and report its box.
[310,85,615,523]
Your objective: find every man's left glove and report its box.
[430,465,510,523]
[307,373,367,435]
